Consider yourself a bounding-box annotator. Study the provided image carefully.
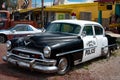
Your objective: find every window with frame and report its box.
[27,26,33,31]
[13,26,27,31]
[83,26,93,35]
[94,26,103,35]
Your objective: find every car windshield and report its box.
[46,23,81,34]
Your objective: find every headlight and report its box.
[43,46,51,58]
[6,40,12,50]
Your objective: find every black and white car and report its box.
[2,20,118,75]
[0,24,42,43]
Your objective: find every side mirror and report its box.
[81,31,86,37]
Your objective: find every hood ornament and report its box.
[24,40,31,46]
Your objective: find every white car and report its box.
[0,24,42,43]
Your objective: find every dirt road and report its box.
[0,44,120,80]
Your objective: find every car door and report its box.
[94,25,108,56]
[81,25,98,62]
[12,25,35,38]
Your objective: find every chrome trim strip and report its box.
[56,44,116,57]
[103,44,117,48]
[13,47,42,54]
[74,59,82,65]
[56,46,97,56]
[56,49,83,57]
[13,47,45,59]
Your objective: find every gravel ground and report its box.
[0,44,120,80]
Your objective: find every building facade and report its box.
[18,0,120,32]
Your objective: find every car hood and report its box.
[24,32,79,49]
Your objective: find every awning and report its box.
[18,8,35,13]
[18,7,72,13]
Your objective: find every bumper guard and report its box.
[2,52,58,73]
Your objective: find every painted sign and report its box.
[98,3,107,10]
[85,40,96,56]
[98,2,113,11]
[21,0,29,9]
[53,0,66,5]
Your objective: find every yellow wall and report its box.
[53,2,115,21]
[71,3,98,21]
[19,2,115,21]
[102,10,113,18]
[50,2,117,28]
[53,3,99,20]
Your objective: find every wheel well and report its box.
[68,55,74,67]
[0,34,7,42]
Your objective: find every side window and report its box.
[17,26,27,31]
[27,26,33,31]
[94,26,103,35]
[83,26,93,35]
[22,26,28,31]
[14,26,26,31]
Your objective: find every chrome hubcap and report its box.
[58,58,68,72]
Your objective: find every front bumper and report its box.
[2,52,58,73]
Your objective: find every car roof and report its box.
[52,19,102,26]
[15,24,31,26]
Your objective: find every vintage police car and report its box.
[0,24,42,43]
[2,20,117,75]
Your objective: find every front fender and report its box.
[50,39,83,60]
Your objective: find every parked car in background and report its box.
[3,20,118,75]
[0,24,42,43]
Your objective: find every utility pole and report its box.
[41,0,44,28]
[98,10,102,24]
[35,0,36,7]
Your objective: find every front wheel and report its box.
[0,35,6,43]
[57,57,70,75]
